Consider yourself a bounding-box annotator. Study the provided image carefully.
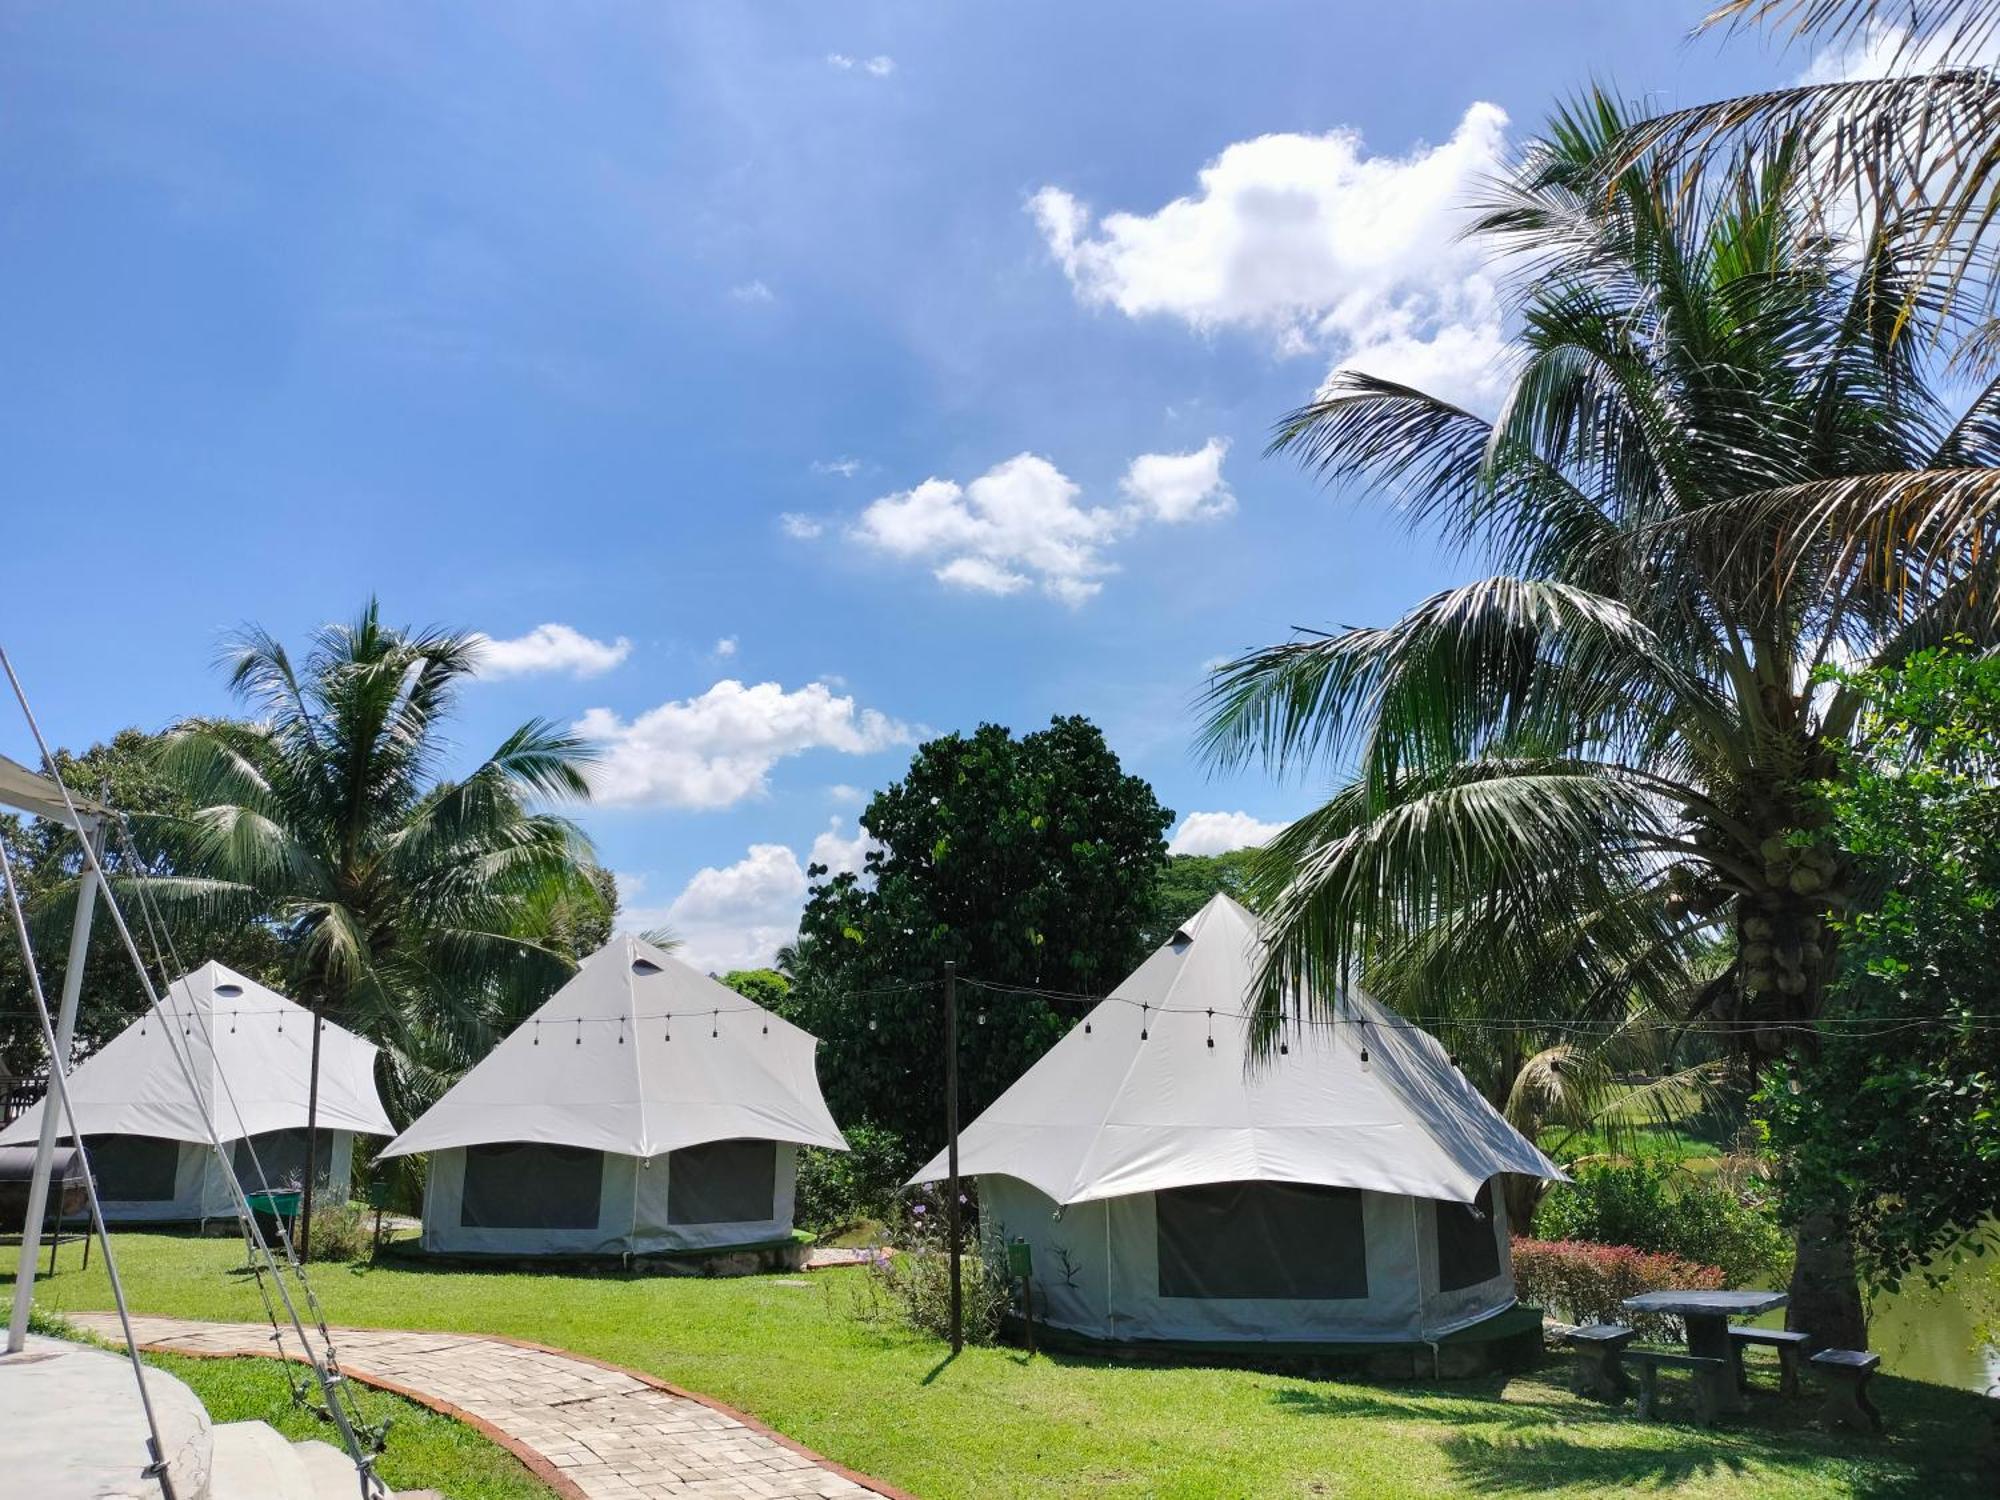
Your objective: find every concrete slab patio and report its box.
[73,1313,907,1500]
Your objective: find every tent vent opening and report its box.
[1169,929,1195,951]
[631,958,665,976]
[213,982,244,998]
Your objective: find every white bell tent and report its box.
[913,894,1563,1348]
[380,936,848,1257]
[0,961,392,1223]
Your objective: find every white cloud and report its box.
[808,816,876,877]
[637,845,808,974]
[826,783,863,805]
[1030,104,1512,410]
[728,279,775,304]
[1168,809,1288,856]
[472,623,632,680]
[813,456,863,478]
[713,635,738,659]
[779,512,825,540]
[1120,438,1235,523]
[827,53,895,76]
[617,817,876,974]
[853,443,1236,607]
[576,679,911,810]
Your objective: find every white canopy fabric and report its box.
[0,751,100,828]
[0,961,392,1147]
[380,935,847,1161]
[913,893,1561,1207]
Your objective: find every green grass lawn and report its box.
[16,1232,1994,1500]
[147,1351,555,1500]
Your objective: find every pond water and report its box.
[1868,1242,2000,1394]
[1753,1229,2000,1394]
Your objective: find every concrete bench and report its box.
[1627,1348,1731,1426]
[1728,1325,1811,1397]
[1566,1323,1636,1401]
[1811,1348,1884,1434]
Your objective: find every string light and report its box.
[533,1020,541,1046]
[1140,1002,1149,1042]
[1206,1009,1214,1049]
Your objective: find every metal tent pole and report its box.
[7,818,103,1354]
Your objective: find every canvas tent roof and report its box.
[913,894,1562,1206]
[380,935,847,1161]
[0,961,392,1148]
[0,750,101,828]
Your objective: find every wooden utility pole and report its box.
[945,960,962,1354]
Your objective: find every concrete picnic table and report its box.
[1621,1289,1789,1412]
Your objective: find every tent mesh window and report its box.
[1434,1179,1501,1292]
[233,1129,333,1192]
[459,1141,604,1230]
[1155,1180,1368,1300]
[667,1138,776,1226]
[84,1134,181,1202]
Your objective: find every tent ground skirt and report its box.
[381,1230,812,1278]
[1004,1301,1546,1380]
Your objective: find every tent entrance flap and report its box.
[460,1142,604,1230]
[1434,1179,1501,1293]
[234,1129,335,1192]
[1154,1180,1368,1301]
[83,1134,180,1202]
[668,1139,777,1226]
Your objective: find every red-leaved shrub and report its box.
[1512,1237,1727,1339]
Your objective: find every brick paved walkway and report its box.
[73,1313,894,1500]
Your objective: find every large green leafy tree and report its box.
[1202,99,2000,1346]
[150,600,603,1250]
[1764,649,2000,1291]
[783,715,1171,1155]
[1142,848,1264,951]
[0,728,285,1081]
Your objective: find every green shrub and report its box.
[1512,1238,1727,1339]
[301,1203,377,1263]
[848,1187,1009,1344]
[1534,1159,1789,1286]
[795,1122,914,1234]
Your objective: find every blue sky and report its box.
[0,4,1854,969]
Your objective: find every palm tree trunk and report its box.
[297,1002,323,1263]
[1502,1171,1543,1238]
[1785,1204,1866,1350]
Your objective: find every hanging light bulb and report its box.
[1359,1044,1371,1068]
[711,1009,719,1038]
[869,1016,879,1032]
[1206,1009,1215,1049]
[1140,1003,1149,1041]
[533,1020,541,1046]
[1084,1019,1092,1035]
[978,1007,987,1026]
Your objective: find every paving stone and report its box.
[72,1314,887,1499]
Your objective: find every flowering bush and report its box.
[1512,1237,1726,1339]
[1532,1158,1789,1287]
[848,1185,1010,1344]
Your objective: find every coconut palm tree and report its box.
[1200,95,2000,1346]
[147,600,602,1255]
